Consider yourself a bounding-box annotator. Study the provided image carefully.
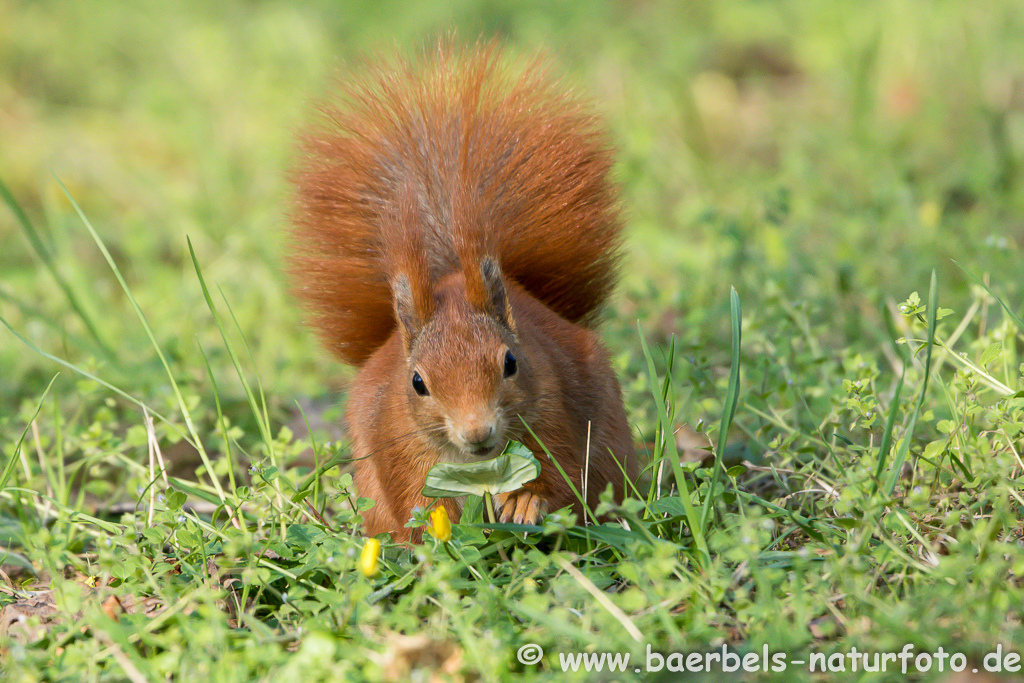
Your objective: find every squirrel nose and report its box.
[459,422,496,449]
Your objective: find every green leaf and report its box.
[834,517,860,530]
[176,528,200,548]
[566,524,651,553]
[725,465,747,478]
[170,477,227,507]
[285,524,323,550]
[420,442,540,498]
[166,490,187,511]
[980,342,1002,368]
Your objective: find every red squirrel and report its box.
[289,42,637,542]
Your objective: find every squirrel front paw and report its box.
[494,489,547,525]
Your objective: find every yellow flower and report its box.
[919,200,941,230]
[360,538,380,577]
[428,506,452,543]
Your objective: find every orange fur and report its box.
[289,41,636,542]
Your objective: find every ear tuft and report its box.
[393,274,422,352]
[480,257,515,332]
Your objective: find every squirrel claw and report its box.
[494,490,546,525]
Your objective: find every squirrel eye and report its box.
[503,350,517,378]
[411,371,429,396]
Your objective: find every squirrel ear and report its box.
[480,257,516,333]
[392,274,423,352]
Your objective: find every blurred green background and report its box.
[2,0,1022,436]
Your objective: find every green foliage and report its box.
[3,1,1024,681]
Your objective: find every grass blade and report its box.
[0,177,114,359]
[883,270,938,495]
[55,180,229,507]
[221,285,273,437]
[953,260,1024,331]
[186,237,285,526]
[872,367,905,492]
[0,313,185,443]
[638,324,710,565]
[0,290,94,354]
[701,287,742,529]
[551,555,644,642]
[518,419,593,527]
[196,340,238,493]
[1,375,59,492]
[187,238,274,449]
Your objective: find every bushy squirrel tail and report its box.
[289,40,623,366]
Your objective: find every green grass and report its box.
[3,1,1024,680]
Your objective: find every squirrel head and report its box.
[392,258,533,460]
